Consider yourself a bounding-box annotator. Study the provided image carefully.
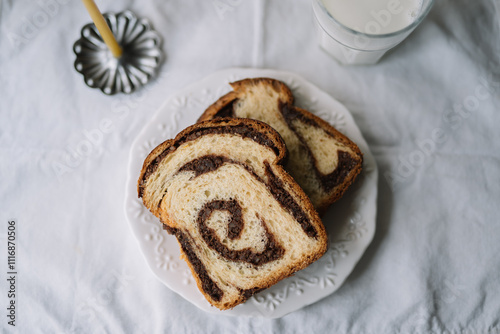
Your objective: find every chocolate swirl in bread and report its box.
[138,118,327,310]
[198,78,363,214]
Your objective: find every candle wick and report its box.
[81,0,123,58]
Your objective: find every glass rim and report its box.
[315,0,436,39]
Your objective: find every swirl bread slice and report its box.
[198,78,363,214]
[138,118,328,310]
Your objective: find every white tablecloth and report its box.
[1,0,499,332]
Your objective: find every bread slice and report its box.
[198,78,363,214]
[138,118,328,310]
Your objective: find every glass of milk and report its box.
[312,0,435,65]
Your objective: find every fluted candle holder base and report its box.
[73,10,163,95]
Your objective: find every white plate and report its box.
[124,68,378,318]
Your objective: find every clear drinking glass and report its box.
[312,0,435,65]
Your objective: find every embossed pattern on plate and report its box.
[124,68,378,318]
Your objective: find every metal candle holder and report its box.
[73,10,163,95]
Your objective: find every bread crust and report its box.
[291,106,363,213]
[138,118,328,310]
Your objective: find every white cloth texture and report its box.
[1,0,499,333]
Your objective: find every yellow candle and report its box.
[81,0,122,58]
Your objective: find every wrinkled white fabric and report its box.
[0,0,499,333]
